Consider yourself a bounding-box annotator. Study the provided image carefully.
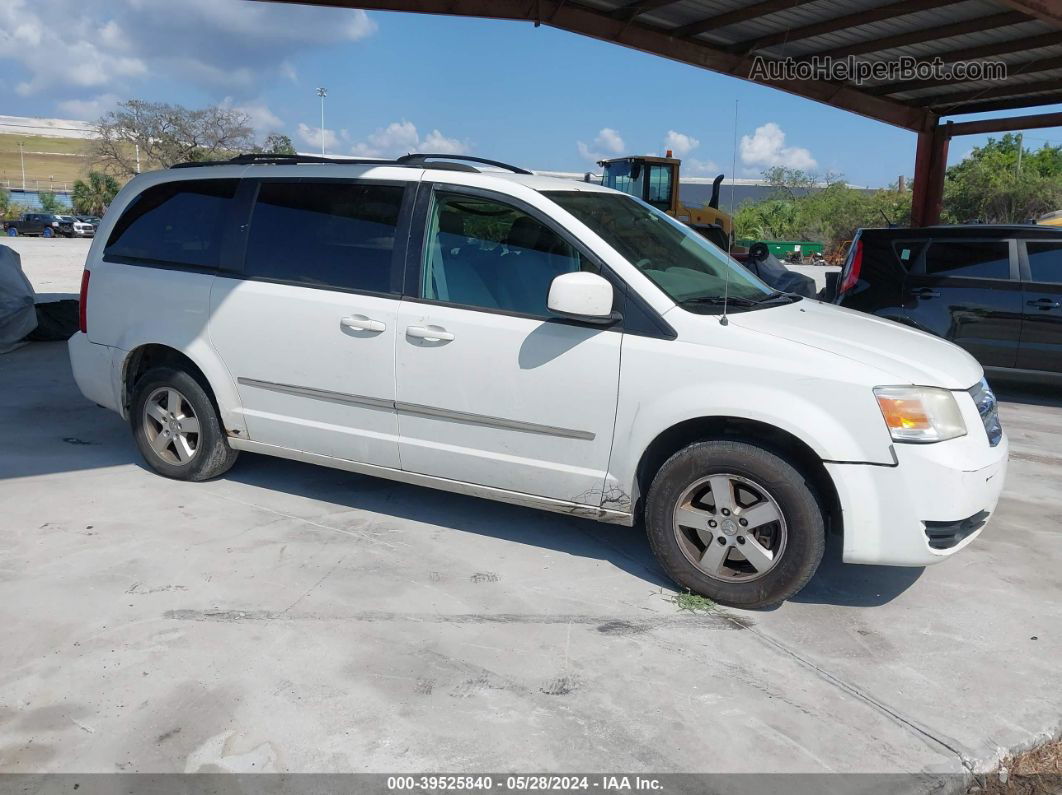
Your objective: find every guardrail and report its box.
[1,180,74,194]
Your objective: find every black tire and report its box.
[645,440,825,609]
[130,366,238,481]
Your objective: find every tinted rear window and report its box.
[244,180,404,294]
[105,179,238,269]
[924,240,1010,279]
[1026,241,1062,284]
[892,240,925,268]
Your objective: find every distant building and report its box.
[0,115,96,139]
[5,189,73,211]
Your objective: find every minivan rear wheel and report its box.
[645,440,825,609]
[130,367,238,481]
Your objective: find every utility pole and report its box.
[316,87,328,156]
[1016,132,1023,176]
[17,141,26,190]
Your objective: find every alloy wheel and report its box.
[672,473,788,582]
[142,387,200,465]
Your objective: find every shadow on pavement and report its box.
[6,341,924,609]
[788,535,924,607]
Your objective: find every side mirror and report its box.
[547,272,616,323]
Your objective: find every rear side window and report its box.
[244,180,404,294]
[924,240,1011,279]
[1026,241,1062,284]
[105,179,238,269]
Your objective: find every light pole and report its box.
[134,102,141,174]
[17,141,26,190]
[316,87,328,156]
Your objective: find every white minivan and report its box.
[68,153,1008,608]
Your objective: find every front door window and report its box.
[422,193,590,317]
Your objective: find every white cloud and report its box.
[349,120,467,158]
[577,127,625,162]
[421,129,467,155]
[297,122,339,152]
[220,97,283,134]
[0,0,376,111]
[664,130,700,157]
[686,158,721,176]
[739,122,817,171]
[57,93,120,120]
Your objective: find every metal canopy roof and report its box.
[262,0,1062,132]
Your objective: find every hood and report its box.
[728,299,983,389]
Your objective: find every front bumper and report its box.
[828,432,1008,567]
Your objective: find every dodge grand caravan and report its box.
[68,153,1008,608]
[834,224,1062,379]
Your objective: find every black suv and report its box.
[833,225,1062,378]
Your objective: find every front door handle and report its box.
[406,325,455,342]
[340,315,386,333]
[1026,298,1061,310]
[910,287,941,298]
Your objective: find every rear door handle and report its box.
[910,287,941,298]
[340,315,386,333]
[1027,298,1061,310]
[406,325,455,342]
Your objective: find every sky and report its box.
[1,0,1060,187]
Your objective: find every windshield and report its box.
[544,190,772,306]
[600,161,644,198]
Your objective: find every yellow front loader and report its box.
[597,154,733,250]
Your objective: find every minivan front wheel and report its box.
[131,367,238,481]
[645,440,825,609]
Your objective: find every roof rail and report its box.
[171,153,397,169]
[396,153,533,175]
[169,151,532,175]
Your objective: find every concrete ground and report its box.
[0,238,1059,788]
[2,237,91,295]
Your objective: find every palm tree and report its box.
[72,172,120,216]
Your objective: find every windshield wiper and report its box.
[758,290,801,304]
[680,293,795,307]
[679,296,762,307]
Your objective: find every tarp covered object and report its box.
[0,245,37,353]
[744,243,819,299]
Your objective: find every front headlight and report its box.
[873,386,967,443]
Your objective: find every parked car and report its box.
[833,224,1062,379]
[67,153,1008,608]
[55,215,95,238]
[4,212,64,237]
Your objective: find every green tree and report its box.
[760,166,818,199]
[0,187,11,219]
[38,191,63,213]
[733,169,911,256]
[942,134,1062,223]
[72,171,120,216]
[93,99,255,176]
[262,133,296,155]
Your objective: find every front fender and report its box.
[607,377,895,500]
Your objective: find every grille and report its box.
[924,511,990,551]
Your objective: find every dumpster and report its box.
[736,239,824,262]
